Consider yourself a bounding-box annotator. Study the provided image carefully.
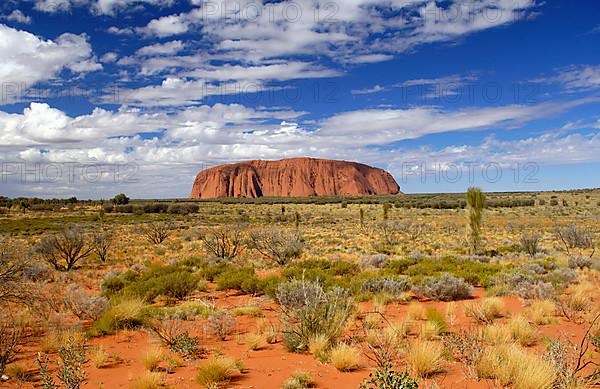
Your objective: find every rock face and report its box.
[190,157,400,199]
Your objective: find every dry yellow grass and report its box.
[476,344,555,389]
[40,328,86,353]
[407,303,427,321]
[244,332,266,351]
[464,297,504,323]
[445,302,457,326]
[196,356,242,387]
[329,343,360,372]
[419,320,444,340]
[385,320,411,341]
[308,333,330,361]
[529,300,556,325]
[483,323,513,345]
[407,340,444,377]
[509,316,537,346]
[91,346,110,368]
[142,347,164,372]
[129,371,162,389]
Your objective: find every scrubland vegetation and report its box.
[0,189,599,388]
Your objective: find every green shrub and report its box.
[91,298,150,336]
[123,271,200,302]
[360,365,419,389]
[102,265,201,302]
[399,256,505,287]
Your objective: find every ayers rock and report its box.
[190,157,401,199]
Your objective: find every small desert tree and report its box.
[91,231,112,262]
[466,187,485,254]
[111,193,129,205]
[554,224,595,257]
[248,228,304,266]
[36,226,93,271]
[141,222,171,245]
[200,226,243,260]
[520,232,542,257]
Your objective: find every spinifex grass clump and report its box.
[277,279,355,352]
[466,187,485,254]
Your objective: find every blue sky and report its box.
[0,0,599,198]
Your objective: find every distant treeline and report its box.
[189,194,536,209]
[103,203,199,215]
[0,196,86,212]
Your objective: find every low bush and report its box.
[413,274,472,301]
[64,284,109,321]
[567,256,592,269]
[362,277,411,296]
[359,254,390,269]
[35,333,88,389]
[277,279,355,352]
[205,311,236,341]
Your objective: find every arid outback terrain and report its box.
[1,189,599,388]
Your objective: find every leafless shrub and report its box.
[374,221,402,248]
[200,226,243,260]
[141,222,172,245]
[0,240,33,304]
[147,318,202,359]
[442,328,486,379]
[520,232,542,257]
[36,226,94,271]
[205,311,236,341]
[91,232,112,263]
[360,313,402,368]
[555,224,595,257]
[63,284,109,321]
[546,313,600,386]
[0,314,24,375]
[516,279,554,300]
[248,228,304,266]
